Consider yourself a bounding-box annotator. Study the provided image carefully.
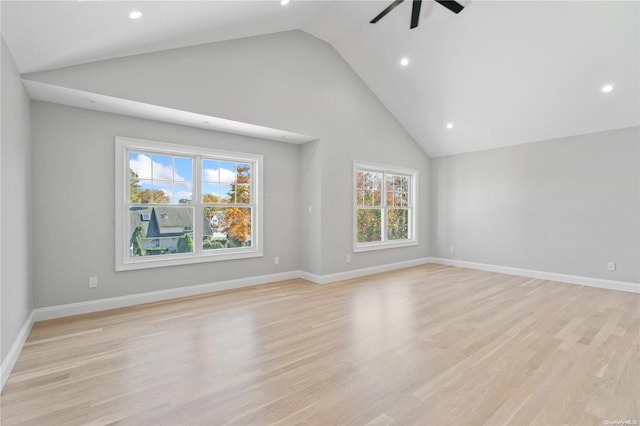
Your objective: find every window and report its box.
[115,137,263,271]
[353,161,417,252]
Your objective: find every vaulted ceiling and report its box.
[2,1,638,157]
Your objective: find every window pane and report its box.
[357,208,382,243]
[361,171,382,207]
[152,181,173,204]
[129,206,194,257]
[203,207,252,250]
[233,184,250,204]
[203,182,220,203]
[356,170,365,189]
[175,182,193,204]
[129,152,152,179]
[386,175,394,206]
[219,161,236,184]
[215,184,232,203]
[203,160,219,182]
[398,176,409,207]
[131,178,148,203]
[133,180,158,204]
[236,163,251,184]
[388,208,409,240]
[400,192,409,207]
[372,190,382,206]
[151,155,173,180]
[130,154,193,205]
[174,157,193,182]
[386,174,409,207]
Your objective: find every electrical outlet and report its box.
[274,256,279,265]
[88,276,98,288]
[607,262,616,271]
[449,246,455,253]
[346,255,351,263]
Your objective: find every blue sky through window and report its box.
[202,159,248,203]
[129,153,251,204]
[129,152,193,203]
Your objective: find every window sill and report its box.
[353,240,418,253]
[116,249,263,271]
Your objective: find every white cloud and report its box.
[174,190,193,202]
[203,168,235,184]
[154,163,175,180]
[130,154,185,181]
[130,154,152,178]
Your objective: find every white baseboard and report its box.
[2,259,432,392]
[299,257,431,284]
[40,255,633,324]
[33,270,301,321]
[429,257,640,294]
[4,258,636,393]
[33,258,434,321]
[1,310,35,390]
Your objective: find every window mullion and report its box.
[381,172,387,242]
[193,155,202,255]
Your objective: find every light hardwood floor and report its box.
[1,264,638,425]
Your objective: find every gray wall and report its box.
[3,24,638,326]
[298,140,322,274]
[32,102,301,308]
[1,37,33,363]
[318,121,429,274]
[26,30,430,280]
[430,127,640,283]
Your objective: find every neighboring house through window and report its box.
[115,136,263,271]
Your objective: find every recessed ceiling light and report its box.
[446,122,454,129]
[280,0,290,5]
[129,10,142,20]
[601,84,613,93]
[400,57,409,67]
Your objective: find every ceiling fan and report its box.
[370,0,464,29]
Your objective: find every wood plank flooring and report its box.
[1,264,638,425]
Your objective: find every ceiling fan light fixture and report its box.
[371,0,464,29]
[129,10,142,20]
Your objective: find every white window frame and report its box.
[115,136,263,271]
[353,160,418,253]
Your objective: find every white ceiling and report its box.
[2,0,639,157]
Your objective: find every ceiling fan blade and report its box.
[434,0,464,14]
[370,0,405,24]
[410,0,422,28]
